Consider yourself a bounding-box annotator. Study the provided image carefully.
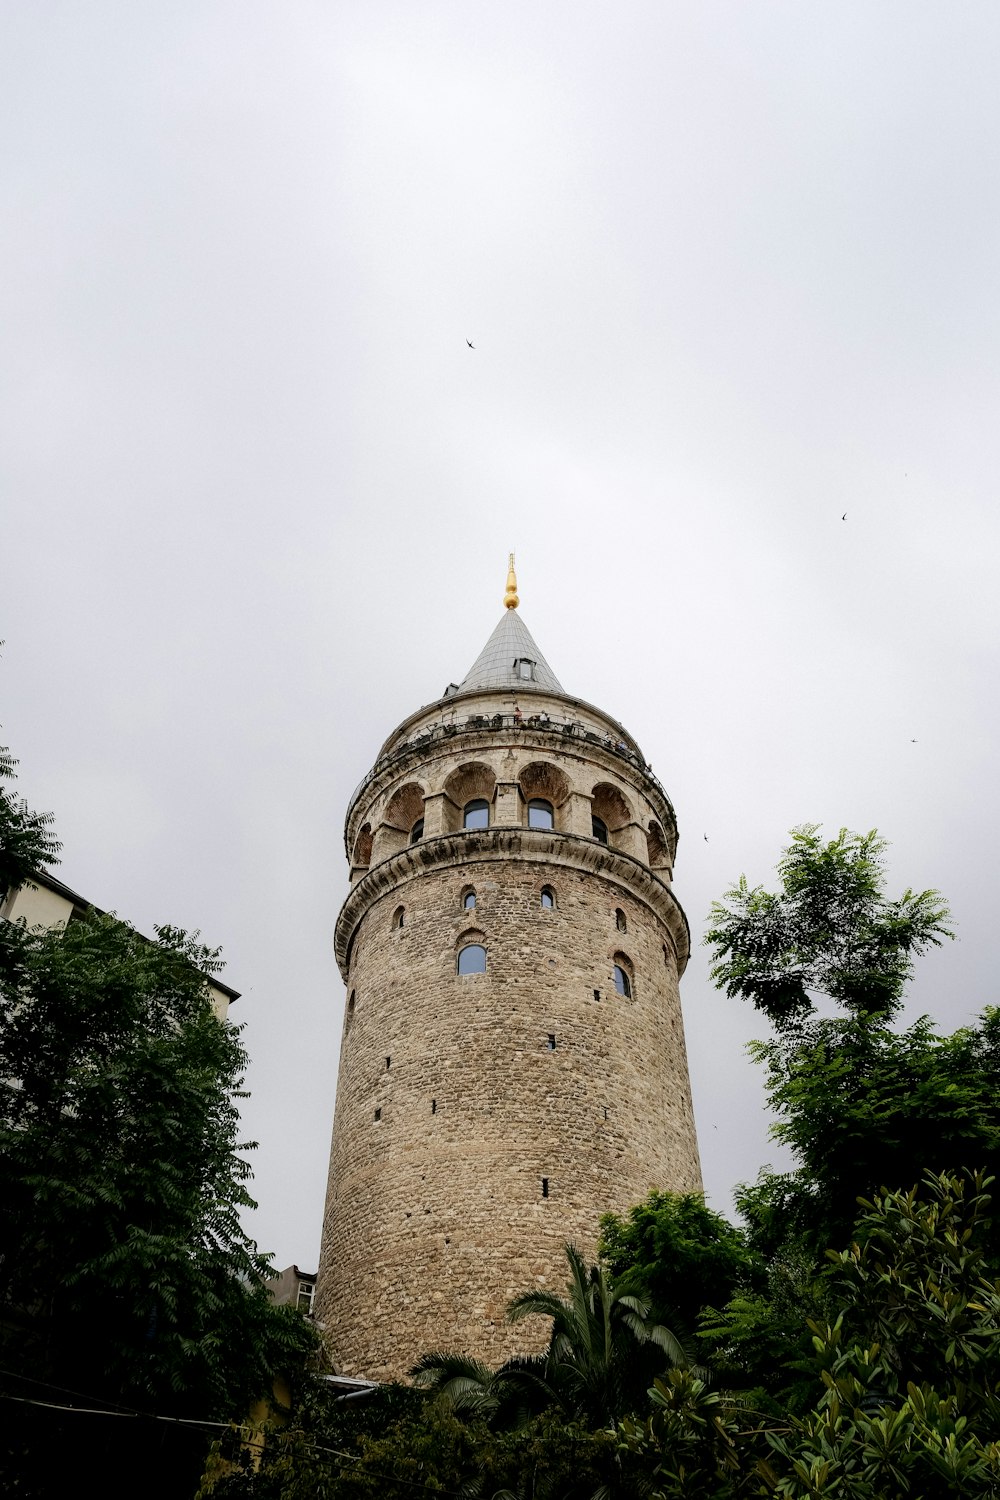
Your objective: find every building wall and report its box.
[0,875,236,1022]
[317,686,701,1381]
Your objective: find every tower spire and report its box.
[504,553,519,610]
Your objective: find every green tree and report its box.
[414,1243,688,1430]
[0,764,317,1495]
[0,738,60,896]
[742,1008,1000,1257]
[599,1191,756,1337]
[760,1172,1000,1498]
[705,825,952,1026]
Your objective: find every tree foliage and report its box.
[600,1192,757,1337]
[0,909,315,1427]
[0,739,60,896]
[412,1242,688,1432]
[0,751,316,1494]
[705,825,953,1025]
[741,1008,1000,1257]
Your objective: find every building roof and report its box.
[9,867,241,1004]
[456,609,565,696]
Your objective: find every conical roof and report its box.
[457,609,565,695]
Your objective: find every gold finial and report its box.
[504,552,519,610]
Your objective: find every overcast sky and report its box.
[2,2,999,1271]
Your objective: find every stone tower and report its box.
[317,563,701,1381]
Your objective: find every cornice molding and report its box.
[335,828,690,980]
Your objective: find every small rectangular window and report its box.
[593,989,601,1002]
[374,1108,381,1122]
[385,1056,391,1069]
[547,1034,556,1049]
[541,1177,549,1198]
[431,1099,437,1114]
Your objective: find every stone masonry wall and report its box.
[317,820,701,1380]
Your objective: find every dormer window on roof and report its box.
[515,658,535,681]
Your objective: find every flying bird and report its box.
[911,738,918,743]
[466,338,475,349]
[842,513,847,521]
[703,834,709,842]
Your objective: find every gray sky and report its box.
[2,2,998,1270]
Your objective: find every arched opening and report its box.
[592,816,609,844]
[615,908,627,933]
[591,782,634,851]
[443,763,497,833]
[541,886,556,909]
[647,820,670,870]
[393,905,405,930]
[380,782,427,858]
[518,762,570,829]
[462,888,477,911]
[352,823,373,867]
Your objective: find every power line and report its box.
[0,1391,464,1496]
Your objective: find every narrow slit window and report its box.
[431,1099,437,1114]
[374,1108,381,1122]
[393,905,405,929]
[541,1177,549,1198]
[547,1034,556,1050]
[615,908,627,933]
[385,1056,391,1070]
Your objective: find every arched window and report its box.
[615,908,627,933]
[463,799,489,830]
[613,957,633,999]
[393,906,405,930]
[410,818,424,844]
[541,887,556,909]
[457,944,487,975]
[528,799,554,830]
[592,816,609,844]
[463,889,476,910]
